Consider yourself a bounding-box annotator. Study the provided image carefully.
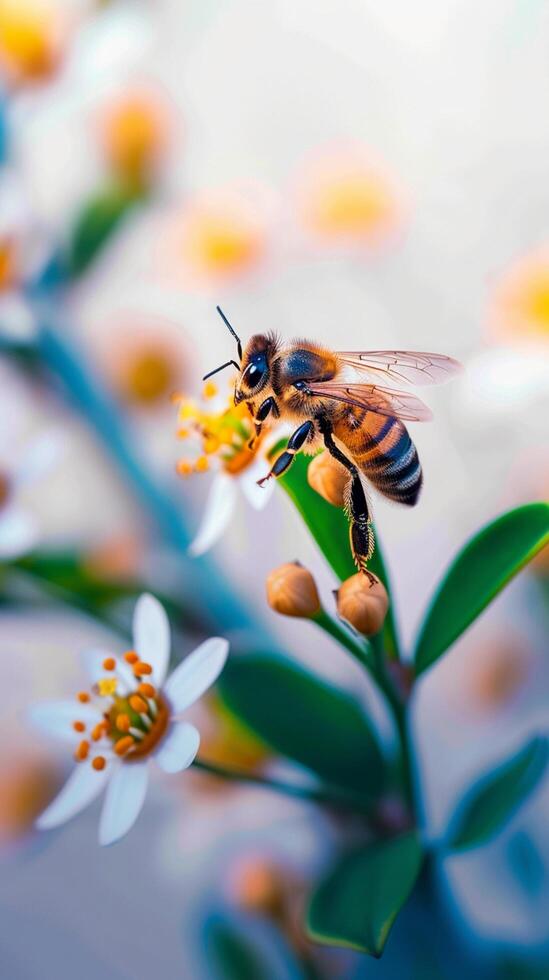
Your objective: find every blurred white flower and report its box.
[0,430,62,559]
[30,594,229,846]
[0,168,49,342]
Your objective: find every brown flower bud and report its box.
[336,572,389,636]
[266,562,321,618]
[307,451,348,507]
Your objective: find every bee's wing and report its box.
[337,350,462,385]
[306,381,433,421]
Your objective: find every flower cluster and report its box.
[30,594,229,845]
[174,382,276,555]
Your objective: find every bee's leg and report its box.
[257,420,314,487]
[248,396,279,450]
[318,417,376,584]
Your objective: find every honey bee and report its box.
[204,307,462,581]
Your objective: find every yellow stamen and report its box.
[91,722,106,742]
[114,735,134,756]
[177,427,189,439]
[129,695,148,714]
[75,740,90,762]
[133,661,152,677]
[202,380,218,399]
[138,682,155,698]
[124,650,138,664]
[98,677,118,697]
[176,459,193,477]
[203,436,220,454]
[116,713,131,733]
[194,455,209,473]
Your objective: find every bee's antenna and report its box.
[202,359,240,382]
[216,305,243,362]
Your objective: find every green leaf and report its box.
[218,653,384,798]
[67,183,143,276]
[414,503,549,674]
[307,832,423,956]
[270,441,400,658]
[205,917,275,980]
[446,736,549,851]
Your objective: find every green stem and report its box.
[312,608,374,672]
[192,758,375,814]
[313,608,416,812]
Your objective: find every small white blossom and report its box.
[30,594,229,846]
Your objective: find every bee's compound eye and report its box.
[244,362,265,388]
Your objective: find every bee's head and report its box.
[234,335,272,404]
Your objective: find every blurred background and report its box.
[1,1,548,977]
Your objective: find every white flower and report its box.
[29,594,229,846]
[175,384,280,557]
[0,430,62,560]
[188,452,275,557]
[0,168,48,342]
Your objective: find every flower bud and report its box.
[266,562,321,619]
[336,572,389,636]
[307,451,348,507]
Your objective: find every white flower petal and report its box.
[188,472,238,556]
[164,637,229,713]
[98,762,149,846]
[36,763,109,830]
[155,722,200,773]
[239,456,276,511]
[14,431,65,489]
[28,700,102,742]
[80,648,135,691]
[132,593,170,686]
[0,506,37,559]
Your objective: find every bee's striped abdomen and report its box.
[342,413,422,506]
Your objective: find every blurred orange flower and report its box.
[0,751,60,850]
[295,145,405,249]
[97,88,172,190]
[489,247,549,343]
[0,0,67,85]
[175,188,268,284]
[0,235,18,291]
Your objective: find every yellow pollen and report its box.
[202,380,218,399]
[176,459,193,477]
[92,756,106,771]
[177,427,189,439]
[133,661,152,677]
[138,682,155,698]
[98,677,118,697]
[194,455,209,473]
[77,691,90,703]
[124,650,138,664]
[73,721,86,733]
[75,740,90,762]
[114,736,134,757]
[129,695,148,714]
[179,402,198,421]
[102,657,116,671]
[203,436,220,454]
[116,713,131,732]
